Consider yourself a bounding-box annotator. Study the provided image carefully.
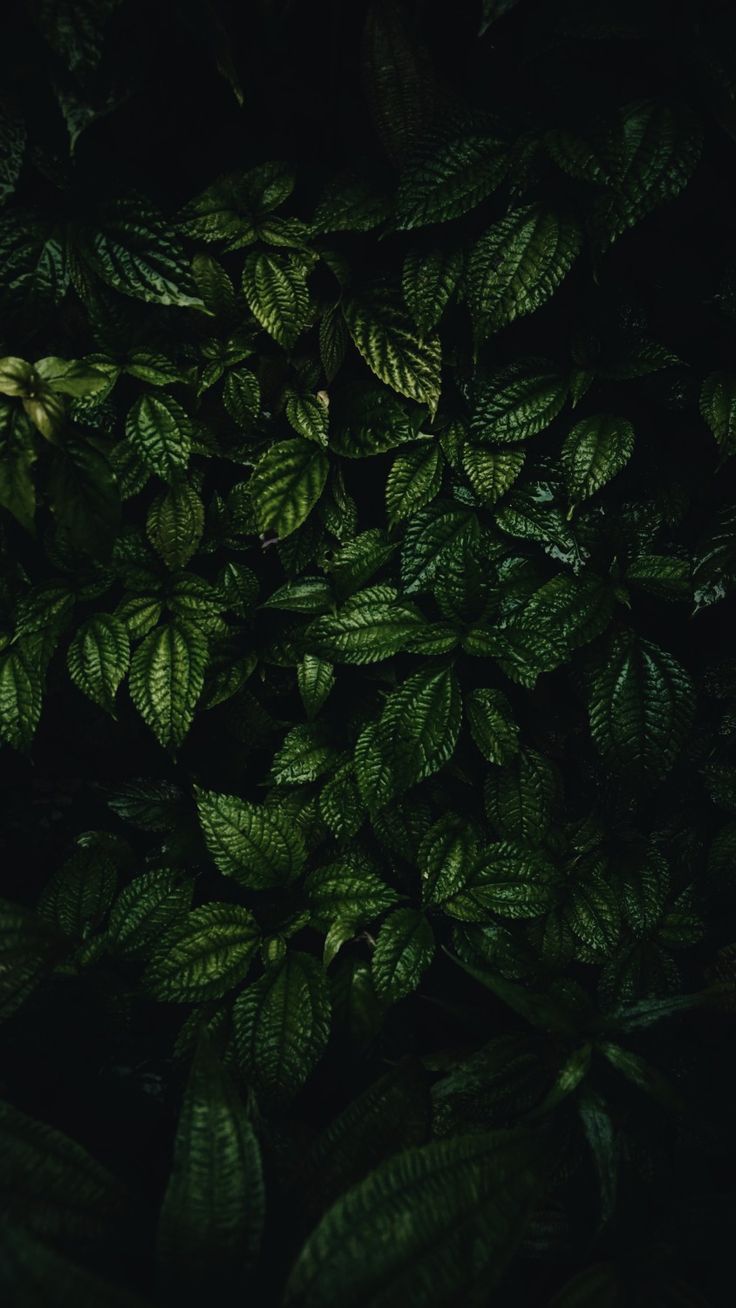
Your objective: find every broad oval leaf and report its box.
[471,360,568,445]
[126,393,193,482]
[285,1127,550,1308]
[561,414,634,505]
[467,205,581,340]
[395,133,507,230]
[250,438,328,539]
[143,902,259,1002]
[195,787,306,888]
[343,294,441,414]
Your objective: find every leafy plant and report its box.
[1,0,735,1305]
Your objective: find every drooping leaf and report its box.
[343,294,441,414]
[233,950,331,1102]
[285,1127,552,1308]
[372,907,436,1001]
[67,614,130,714]
[588,632,695,781]
[128,618,208,750]
[157,1036,264,1294]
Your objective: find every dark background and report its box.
[2,1,736,1304]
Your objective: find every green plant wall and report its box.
[1,1,735,1305]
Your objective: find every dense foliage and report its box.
[2,1,736,1304]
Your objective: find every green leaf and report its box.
[361,0,437,166]
[157,1037,264,1294]
[289,1058,430,1228]
[465,688,519,764]
[126,393,193,482]
[250,438,328,538]
[285,1128,551,1308]
[550,101,702,250]
[270,724,338,785]
[0,1223,151,1308]
[355,665,462,811]
[461,445,525,504]
[306,851,398,928]
[401,504,478,593]
[35,356,109,397]
[484,749,557,845]
[90,197,204,308]
[297,654,335,718]
[128,619,208,750]
[286,391,330,446]
[312,173,390,233]
[401,246,462,334]
[38,843,117,940]
[241,250,312,348]
[566,875,622,954]
[625,554,691,601]
[195,786,306,888]
[471,360,568,444]
[0,637,42,751]
[467,205,580,340]
[67,614,130,714]
[143,903,259,1002]
[700,371,736,456]
[0,400,36,531]
[319,762,366,839]
[107,869,194,959]
[0,900,65,1022]
[307,585,425,663]
[0,1095,129,1242]
[223,367,260,425]
[419,814,482,909]
[0,100,26,205]
[445,842,560,921]
[48,434,121,554]
[343,294,441,414]
[180,163,294,242]
[386,444,443,522]
[588,632,695,781]
[561,414,634,505]
[146,481,204,569]
[372,907,435,1001]
[233,950,331,1102]
[396,133,507,229]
